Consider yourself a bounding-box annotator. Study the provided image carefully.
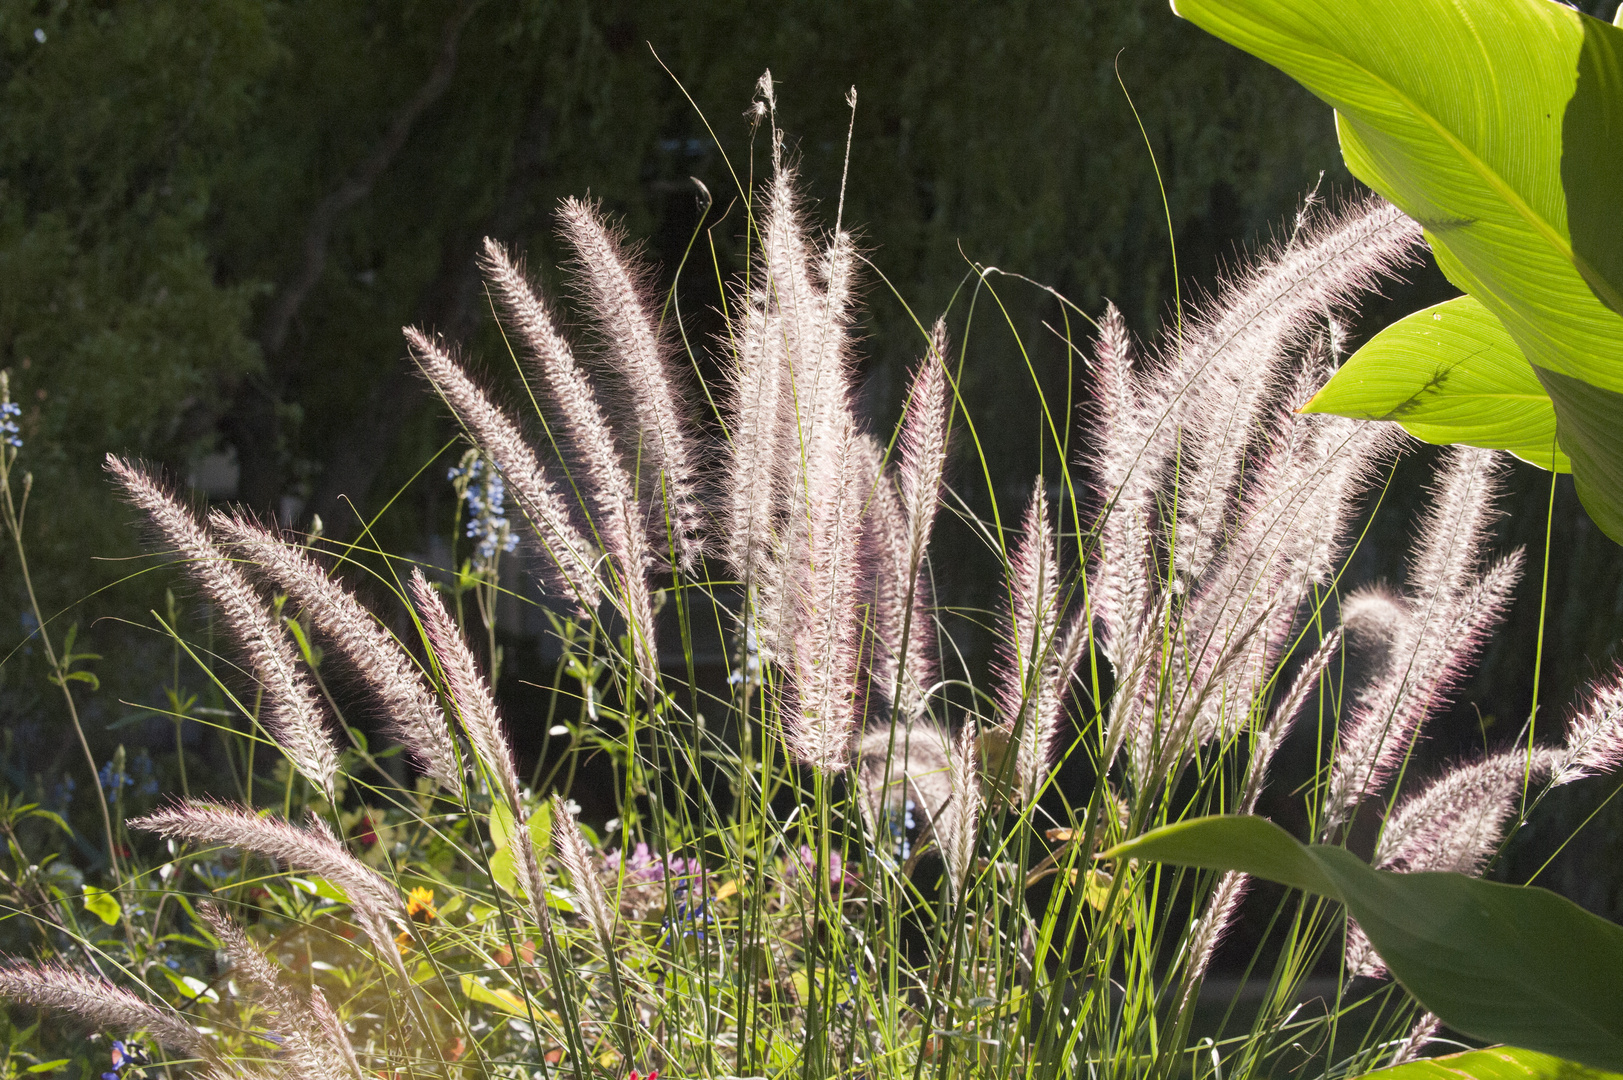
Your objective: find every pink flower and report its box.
[784,844,857,890]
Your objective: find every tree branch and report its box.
[260,0,483,360]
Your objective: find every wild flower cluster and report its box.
[448,450,520,563]
[4,75,1623,1080]
[1,372,20,456]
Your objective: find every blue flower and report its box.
[450,454,518,563]
[97,760,132,793]
[107,1038,148,1077]
[1,400,20,449]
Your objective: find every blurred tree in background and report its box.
[2,0,1621,913]
[0,0,1343,584]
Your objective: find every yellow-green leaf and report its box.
[460,974,536,1018]
[1352,1046,1623,1080]
[1304,296,1570,472]
[1174,0,1623,537]
[81,885,120,926]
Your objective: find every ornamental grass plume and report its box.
[130,801,406,973]
[408,569,525,814]
[1325,447,1520,829]
[0,964,212,1063]
[993,485,1070,802]
[881,321,953,720]
[198,901,364,1080]
[936,724,983,896]
[212,510,461,792]
[855,722,954,852]
[406,327,602,615]
[407,568,564,955]
[105,455,340,799]
[1086,198,1422,793]
[480,237,659,694]
[557,198,705,574]
[552,793,617,948]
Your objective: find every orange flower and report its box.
[406,886,438,924]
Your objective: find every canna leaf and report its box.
[1103,815,1623,1070]
[1173,0,1623,539]
[1303,297,1570,472]
[80,885,120,927]
[1352,1046,1623,1080]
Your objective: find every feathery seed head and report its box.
[994,484,1066,801]
[1344,746,1559,979]
[855,722,953,844]
[1556,667,1623,784]
[557,199,704,572]
[785,422,867,773]
[0,964,210,1061]
[1375,749,1557,876]
[130,801,404,964]
[106,455,339,800]
[407,570,525,811]
[405,327,602,614]
[213,510,460,793]
[479,238,660,689]
[937,725,983,896]
[197,902,360,1080]
[551,793,616,946]
[1327,449,1518,825]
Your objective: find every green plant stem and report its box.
[0,467,122,888]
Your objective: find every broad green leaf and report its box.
[1304,297,1570,472]
[1355,1046,1623,1080]
[159,968,219,1004]
[487,800,552,897]
[1174,0,1623,539]
[460,974,538,1018]
[1103,815,1623,1071]
[488,837,518,896]
[27,1060,71,1073]
[81,885,120,926]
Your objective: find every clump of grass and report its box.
[4,74,1623,1080]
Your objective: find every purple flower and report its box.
[784,844,857,890]
[605,843,706,889]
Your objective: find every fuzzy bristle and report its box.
[994,485,1065,801]
[0,963,210,1061]
[213,511,460,794]
[551,794,616,947]
[480,238,659,692]
[887,321,952,719]
[130,801,404,970]
[408,570,523,810]
[198,901,361,1080]
[405,327,602,614]
[1328,449,1518,825]
[106,456,339,799]
[938,725,983,896]
[785,422,866,772]
[558,199,704,572]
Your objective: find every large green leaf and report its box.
[1303,297,1570,473]
[1172,0,1623,539]
[1355,1046,1623,1080]
[1102,815,1623,1071]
